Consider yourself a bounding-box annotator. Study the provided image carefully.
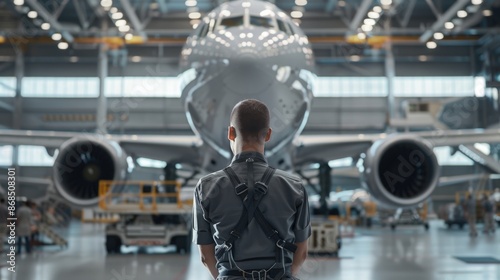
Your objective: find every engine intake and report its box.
[53,137,127,208]
[362,135,439,208]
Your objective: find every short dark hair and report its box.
[230,99,270,142]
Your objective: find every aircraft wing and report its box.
[0,130,80,148]
[0,129,202,164]
[116,134,202,163]
[293,134,377,165]
[294,128,500,165]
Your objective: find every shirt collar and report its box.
[230,151,268,165]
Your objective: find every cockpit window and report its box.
[219,16,244,29]
[249,16,274,29]
[287,23,296,35]
[199,23,209,38]
[277,20,290,35]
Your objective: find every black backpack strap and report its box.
[260,166,275,185]
[217,167,248,259]
[216,163,296,262]
[223,166,241,186]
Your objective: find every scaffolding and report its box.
[98,180,192,214]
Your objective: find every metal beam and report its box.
[96,42,108,134]
[25,0,74,43]
[140,0,151,21]
[86,0,106,18]
[0,100,13,113]
[73,0,91,29]
[456,0,496,34]
[326,0,338,13]
[424,0,441,18]
[13,50,23,129]
[401,0,417,28]
[156,0,168,14]
[52,0,70,20]
[419,0,469,42]
[119,0,148,41]
[348,0,373,33]
[384,18,396,125]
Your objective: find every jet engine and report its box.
[361,135,439,208]
[53,137,128,208]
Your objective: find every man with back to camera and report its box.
[193,99,311,280]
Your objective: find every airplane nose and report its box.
[222,58,275,95]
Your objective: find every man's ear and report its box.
[264,128,272,142]
[228,126,237,141]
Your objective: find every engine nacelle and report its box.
[361,135,440,208]
[53,137,128,208]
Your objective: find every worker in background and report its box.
[492,188,500,202]
[0,198,8,252]
[28,201,42,244]
[193,99,311,280]
[482,194,495,234]
[463,192,477,237]
[17,201,33,254]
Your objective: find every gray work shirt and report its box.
[193,151,311,272]
[465,195,476,215]
[17,205,33,237]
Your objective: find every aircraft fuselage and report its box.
[179,0,315,170]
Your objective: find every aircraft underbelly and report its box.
[185,69,310,158]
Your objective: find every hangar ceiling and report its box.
[0,0,499,78]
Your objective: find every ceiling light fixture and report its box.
[444,21,454,29]
[185,0,197,7]
[27,11,37,18]
[350,55,361,62]
[471,0,482,5]
[124,33,133,40]
[188,12,201,19]
[295,0,307,6]
[364,18,376,25]
[380,0,392,6]
[361,24,373,32]
[13,0,24,6]
[115,19,127,27]
[58,42,69,50]
[290,11,303,18]
[357,33,366,40]
[457,10,467,18]
[51,33,62,40]
[112,12,123,19]
[368,11,380,19]
[426,41,437,49]
[100,0,112,8]
[118,25,130,32]
[433,32,444,40]
[41,23,50,30]
[482,9,492,16]
[373,6,382,13]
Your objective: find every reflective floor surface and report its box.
[1,220,498,280]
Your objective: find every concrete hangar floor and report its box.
[1,220,498,280]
